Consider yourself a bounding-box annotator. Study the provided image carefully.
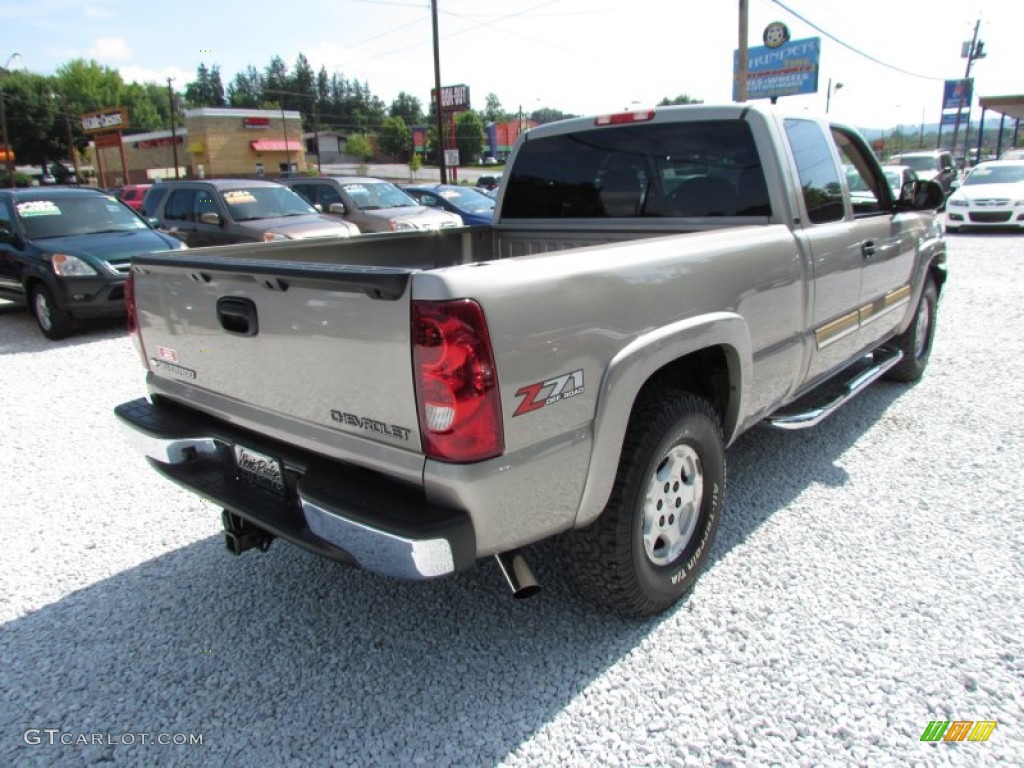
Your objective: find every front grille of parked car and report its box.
[969,211,1013,223]
[971,198,1010,207]
[108,262,133,275]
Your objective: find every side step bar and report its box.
[766,348,904,430]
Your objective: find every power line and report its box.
[768,0,946,81]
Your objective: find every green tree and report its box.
[389,92,423,126]
[226,65,263,108]
[530,107,575,125]
[184,63,225,107]
[482,93,508,123]
[122,82,163,131]
[346,133,373,162]
[657,94,703,106]
[454,111,484,165]
[379,116,412,160]
[1,71,63,168]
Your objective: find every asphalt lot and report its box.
[1,231,1022,766]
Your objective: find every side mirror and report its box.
[328,202,347,215]
[0,225,21,246]
[314,203,323,213]
[199,212,221,226]
[898,179,945,211]
[147,217,160,227]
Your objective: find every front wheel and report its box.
[31,283,74,340]
[885,278,938,382]
[563,391,725,617]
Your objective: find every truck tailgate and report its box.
[131,251,422,469]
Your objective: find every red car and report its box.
[116,184,152,212]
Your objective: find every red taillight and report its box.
[412,299,504,463]
[595,109,655,126]
[125,271,148,368]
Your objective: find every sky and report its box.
[2,0,1021,134]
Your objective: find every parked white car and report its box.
[945,160,1024,233]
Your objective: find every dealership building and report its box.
[89,107,309,186]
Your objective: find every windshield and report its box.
[439,188,495,213]
[963,164,1024,186]
[222,187,318,221]
[342,182,418,211]
[16,195,150,239]
[897,156,938,172]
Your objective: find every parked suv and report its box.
[146,179,359,247]
[0,187,186,339]
[887,150,957,198]
[278,176,462,233]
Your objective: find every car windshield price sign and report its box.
[733,37,821,101]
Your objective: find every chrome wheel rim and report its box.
[913,296,932,360]
[35,292,52,331]
[642,444,703,566]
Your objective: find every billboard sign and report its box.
[430,84,471,113]
[80,108,129,135]
[942,79,973,111]
[734,37,821,101]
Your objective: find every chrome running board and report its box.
[766,348,904,430]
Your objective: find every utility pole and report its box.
[1,52,20,188]
[736,0,749,102]
[62,99,79,182]
[431,0,447,184]
[951,18,985,163]
[167,77,180,179]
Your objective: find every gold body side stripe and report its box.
[815,284,912,350]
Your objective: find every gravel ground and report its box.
[1,232,1021,766]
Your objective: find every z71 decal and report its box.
[513,370,585,417]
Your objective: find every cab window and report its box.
[164,189,196,221]
[783,118,844,224]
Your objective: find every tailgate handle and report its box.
[216,297,258,336]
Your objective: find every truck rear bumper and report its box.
[114,397,476,580]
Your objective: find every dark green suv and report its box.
[0,187,186,339]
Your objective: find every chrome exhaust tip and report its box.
[494,550,542,600]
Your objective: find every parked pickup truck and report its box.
[115,104,946,616]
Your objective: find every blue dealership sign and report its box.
[941,110,970,127]
[734,37,821,101]
[942,79,973,111]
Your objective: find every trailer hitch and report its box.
[222,510,275,555]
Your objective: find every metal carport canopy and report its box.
[978,95,1024,122]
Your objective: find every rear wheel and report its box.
[885,278,938,382]
[563,391,725,617]
[31,283,74,340]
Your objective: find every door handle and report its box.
[861,240,877,259]
[216,297,259,336]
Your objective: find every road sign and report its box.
[942,79,973,111]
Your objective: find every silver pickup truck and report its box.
[115,104,946,616]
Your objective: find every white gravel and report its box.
[1,232,1022,766]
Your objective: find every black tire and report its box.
[885,278,938,383]
[30,283,74,340]
[563,391,725,617]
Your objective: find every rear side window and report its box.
[140,186,168,217]
[164,189,196,221]
[502,119,771,219]
[783,119,844,224]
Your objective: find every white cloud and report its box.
[83,5,114,19]
[119,64,193,87]
[87,37,131,61]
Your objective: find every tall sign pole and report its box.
[737,0,749,101]
[951,18,983,161]
[431,0,447,184]
[167,78,180,179]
